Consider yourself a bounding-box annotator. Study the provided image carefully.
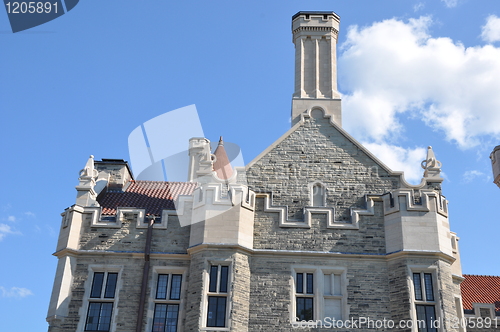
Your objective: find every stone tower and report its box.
[291,11,342,126]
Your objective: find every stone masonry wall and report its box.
[388,256,466,332]
[78,212,190,254]
[252,198,387,253]
[248,255,391,331]
[247,113,399,254]
[185,249,251,332]
[247,113,399,220]
[48,255,190,332]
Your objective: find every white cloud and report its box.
[24,211,35,218]
[7,216,16,222]
[0,223,20,241]
[339,16,500,149]
[463,170,488,183]
[362,142,427,184]
[413,2,425,12]
[441,0,458,8]
[0,286,33,298]
[481,15,500,43]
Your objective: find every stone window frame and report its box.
[407,266,442,332]
[453,295,466,332]
[200,259,233,331]
[290,265,348,327]
[76,265,123,332]
[145,266,188,332]
[472,303,496,319]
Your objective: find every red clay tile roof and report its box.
[212,137,233,180]
[98,181,197,215]
[461,274,500,312]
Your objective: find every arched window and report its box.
[312,183,326,207]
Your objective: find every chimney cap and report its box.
[292,11,340,21]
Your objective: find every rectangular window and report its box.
[85,272,118,332]
[206,264,230,328]
[323,273,342,320]
[152,304,179,332]
[293,269,345,323]
[295,272,315,321]
[423,274,434,301]
[416,305,437,332]
[412,272,437,332]
[152,274,183,332]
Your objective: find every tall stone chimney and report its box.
[291,11,342,126]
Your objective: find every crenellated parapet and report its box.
[382,189,448,217]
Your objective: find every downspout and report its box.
[136,214,155,332]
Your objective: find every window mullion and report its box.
[217,265,221,293]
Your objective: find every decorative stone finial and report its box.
[79,155,99,179]
[218,136,224,146]
[75,155,99,206]
[421,146,442,178]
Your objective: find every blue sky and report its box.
[1,0,500,330]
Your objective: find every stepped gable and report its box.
[461,274,500,313]
[98,180,197,215]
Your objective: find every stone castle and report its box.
[47,11,499,332]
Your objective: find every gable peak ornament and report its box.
[421,146,442,178]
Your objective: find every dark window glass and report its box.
[424,274,434,301]
[416,304,437,332]
[219,266,229,293]
[86,303,101,330]
[104,273,118,298]
[152,304,179,332]
[170,275,182,300]
[90,273,104,298]
[207,296,226,327]
[306,273,314,294]
[98,303,113,331]
[156,274,169,300]
[479,308,491,318]
[85,302,113,331]
[413,273,423,301]
[296,273,303,294]
[209,266,218,292]
[296,298,314,321]
[152,303,166,332]
[165,305,179,332]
